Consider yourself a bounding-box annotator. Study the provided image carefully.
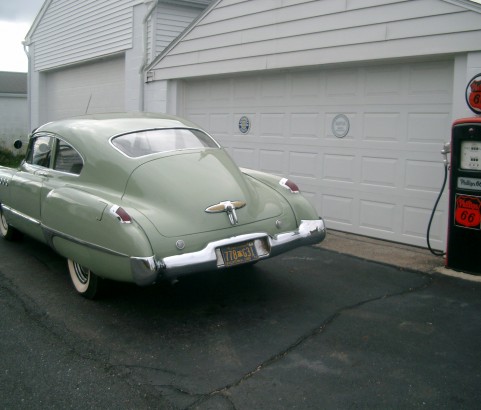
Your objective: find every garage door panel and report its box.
[364,65,403,98]
[323,153,357,183]
[321,194,355,227]
[209,113,231,135]
[326,68,359,100]
[403,206,434,241]
[259,113,287,140]
[289,151,319,180]
[361,157,398,188]
[363,112,404,142]
[404,206,445,246]
[233,78,260,102]
[231,147,257,169]
[46,56,125,121]
[408,61,453,101]
[407,111,452,144]
[259,150,287,174]
[405,160,445,193]
[359,199,397,234]
[290,112,321,140]
[182,60,452,248]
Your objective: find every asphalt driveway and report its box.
[0,236,480,409]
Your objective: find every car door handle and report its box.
[37,171,50,177]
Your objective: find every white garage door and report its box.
[181,60,453,249]
[45,55,125,121]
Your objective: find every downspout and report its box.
[22,40,32,131]
[139,0,159,112]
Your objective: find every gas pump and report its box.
[445,74,481,275]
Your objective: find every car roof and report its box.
[32,113,210,192]
[35,112,200,143]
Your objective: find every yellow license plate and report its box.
[220,241,258,267]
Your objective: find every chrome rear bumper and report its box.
[131,218,326,286]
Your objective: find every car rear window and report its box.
[111,128,219,158]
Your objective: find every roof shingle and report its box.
[0,71,27,94]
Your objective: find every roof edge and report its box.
[23,0,52,45]
[145,0,221,72]
[442,0,481,12]
[146,0,481,74]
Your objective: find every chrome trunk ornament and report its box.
[205,200,246,225]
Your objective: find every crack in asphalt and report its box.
[0,262,435,410]
[0,272,103,363]
[185,273,435,409]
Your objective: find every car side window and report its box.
[53,139,84,175]
[25,136,54,168]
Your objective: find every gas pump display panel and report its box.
[460,140,481,170]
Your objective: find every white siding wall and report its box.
[0,96,28,148]
[155,3,202,54]
[32,0,135,71]
[150,0,481,80]
[146,2,208,66]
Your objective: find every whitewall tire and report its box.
[67,259,102,299]
[0,205,18,241]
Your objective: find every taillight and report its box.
[279,178,300,193]
[110,205,132,223]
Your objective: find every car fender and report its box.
[41,187,153,281]
[241,168,320,222]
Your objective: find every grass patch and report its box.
[0,147,23,168]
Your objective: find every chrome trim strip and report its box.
[1,205,41,226]
[41,226,129,258]
[2,205,129,258]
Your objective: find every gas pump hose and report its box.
[426,163,448,256]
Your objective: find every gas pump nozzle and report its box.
[441,142,451,166]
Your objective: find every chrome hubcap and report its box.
[73,262,89,285]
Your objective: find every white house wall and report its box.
[32,0,135,71]
[0,96,28,147]
[155,3,205,55]
[27,0,211,127]
[149,0,481,80]
[146,2,209,66]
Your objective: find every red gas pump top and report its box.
[453,117,481,126]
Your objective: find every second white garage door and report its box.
[181,60,453,249]
[45,55,125,121]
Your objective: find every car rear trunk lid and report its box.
[123,149,284,237]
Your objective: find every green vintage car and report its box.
[0,113,325,298]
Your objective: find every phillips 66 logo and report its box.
[466,73,481,115]
[455,195,481,230]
